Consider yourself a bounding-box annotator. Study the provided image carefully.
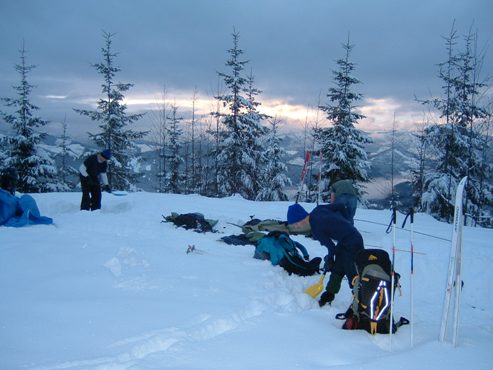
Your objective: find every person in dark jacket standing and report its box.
[79,149,112,211]
[287,202,364,307]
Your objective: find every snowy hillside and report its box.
[1,192,491,370]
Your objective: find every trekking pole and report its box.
[389,207,397,350]
[403,208,415,347]
[296,150,311,203]
[316,150,323,205]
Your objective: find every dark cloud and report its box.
[1,0,492,137]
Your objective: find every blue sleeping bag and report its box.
[0,189,53,227]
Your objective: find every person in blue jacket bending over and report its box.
[287,203,364,307]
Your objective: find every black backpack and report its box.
[163,212,217,233]
[337,249,408,334]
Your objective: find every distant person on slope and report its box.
[287,203,364,307]
[330,174,358,225]
[79,149,112,211]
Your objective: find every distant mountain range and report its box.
[2,129,420,208]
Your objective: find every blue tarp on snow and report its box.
[0,189,53,227]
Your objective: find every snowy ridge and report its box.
[1,192,491,369]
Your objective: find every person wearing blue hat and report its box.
[79,149,112,211]
[287,202,364,306]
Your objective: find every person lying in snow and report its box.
[287,203,364,306]
[0,188,53,227]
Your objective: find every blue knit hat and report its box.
[101,149,111,160]
[287,203,309,224]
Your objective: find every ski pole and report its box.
[296,150,311,203]
[409,208,415,347]
[389,207,397,350]
[317,150,323,205]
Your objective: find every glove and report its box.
[103,185,111,193]
[303,254,310,261]
[323,255,335,273]
[319,291,335,307]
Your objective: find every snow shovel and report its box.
[305,272,326,298]
[111,191,128,196]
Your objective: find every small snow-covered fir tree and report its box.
[149,87,169,193]
[52,118,75,191]
[244,70,269,195]
[74,31,147,191]
[0,45,61,192]
[213,30,267,200]
[165,105,184,194]
[409,118,430,208]
[314,37,372,198]
[256,117,291,201]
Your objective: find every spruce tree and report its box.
[256,117,291,201]
[213,30,267,200]
[418,25,489,224]
[314,37,372,199]
[74,31,147,191]
[0,45,60,192]
[244,70,269,196]
[150,87,168,193]
[54,118,76,191]
[409,118,430,209]
[165,105,184,194]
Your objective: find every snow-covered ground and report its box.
[1,192,491,370]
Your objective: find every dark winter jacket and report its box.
[0,189,53,227]
[81,154,108,184]
[309,203,363,259]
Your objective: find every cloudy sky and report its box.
[1,0,492,139]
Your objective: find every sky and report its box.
[1,190,492,369]
[0,0,492,140]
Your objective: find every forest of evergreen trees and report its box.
[1,26,492,227]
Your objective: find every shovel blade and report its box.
[304,274,325,298]
[112,191,128,196]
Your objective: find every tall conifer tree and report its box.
[165,105,184,194]
[418,25,490,224]
[213,30,267,199]
[1,45,60,192]
[74,31,147,191]
[314,37,371,198]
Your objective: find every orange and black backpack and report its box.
[336,249,409,334]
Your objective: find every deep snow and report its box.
[0,191,491,370]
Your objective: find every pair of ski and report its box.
[440,176,467,347]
